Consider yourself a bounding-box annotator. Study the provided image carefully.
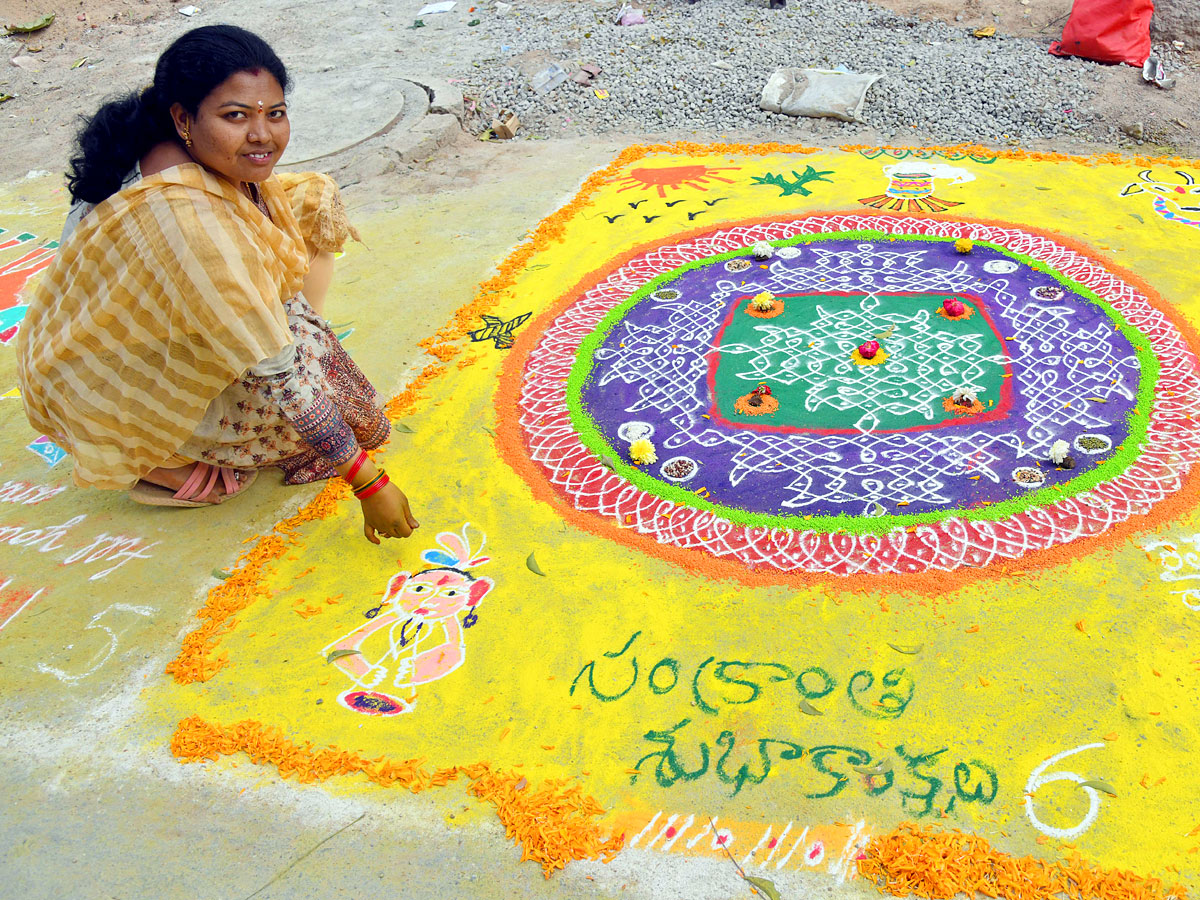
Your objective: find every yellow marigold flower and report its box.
[954,238,974,254]
[750,291,776,311]
[629,438,657,465]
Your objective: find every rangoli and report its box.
[511,215,1200,575]
[153,145,1200,897]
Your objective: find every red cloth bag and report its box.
[1049,0,1154,66]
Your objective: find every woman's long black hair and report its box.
[65,24,289,205]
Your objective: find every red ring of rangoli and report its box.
[514,214,1200,575]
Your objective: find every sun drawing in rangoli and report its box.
[613,165,742,198]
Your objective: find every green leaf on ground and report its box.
[393,422,415,433]
[1079,779,1117,795]
[5,13,54,34]
[852,759,894,775]
[887,642,923,654]
[526,552,546,576]
[326,649,363,663]
[744,876,782,900]
[211,569,231,580]
[798,699,823,716]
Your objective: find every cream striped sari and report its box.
[18,164,352,489]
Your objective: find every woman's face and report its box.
[172,68,289,185]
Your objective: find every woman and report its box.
[17,25,417,543]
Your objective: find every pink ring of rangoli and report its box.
[516,214,1200,575]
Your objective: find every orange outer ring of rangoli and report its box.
[497,212,1200,579]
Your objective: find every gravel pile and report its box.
[456,0,1109,144]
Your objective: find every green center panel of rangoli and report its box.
[714,292,1009,432]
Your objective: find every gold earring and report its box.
[181,125,193,148]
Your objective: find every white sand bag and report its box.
[759,67,881,122]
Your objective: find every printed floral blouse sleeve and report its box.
[245,345,360,467]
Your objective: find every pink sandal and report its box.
[130,462,258,508]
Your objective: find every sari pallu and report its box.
[18,164,366,490]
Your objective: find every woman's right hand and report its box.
[360,481,419,544]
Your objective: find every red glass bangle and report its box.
[344,450,368,485]
[352,469,385,497]
[355,472,390,501]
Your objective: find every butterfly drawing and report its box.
[468,312,533,349]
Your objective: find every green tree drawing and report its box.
[750,166,835,197]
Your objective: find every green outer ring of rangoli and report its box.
[564,230,1158,535]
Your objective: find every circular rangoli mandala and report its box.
[513,214,1200,575]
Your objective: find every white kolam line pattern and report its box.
[517,215,1200,574]
[587,239,1133,511]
